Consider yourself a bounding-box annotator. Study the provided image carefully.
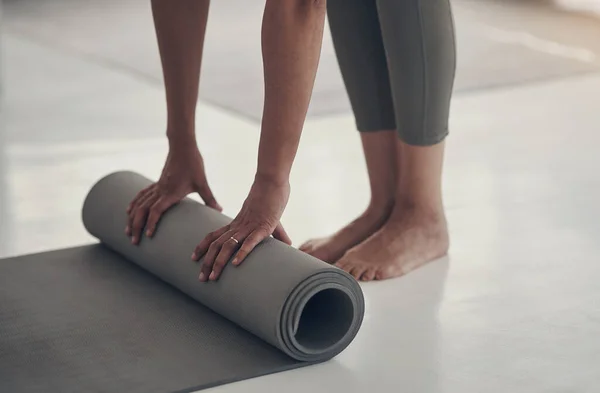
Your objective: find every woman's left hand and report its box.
[192,176,292,282]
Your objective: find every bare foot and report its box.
[299,204,393,263]
[335,207,449,281]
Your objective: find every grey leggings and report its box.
[327,0,457,146]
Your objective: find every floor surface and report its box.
[1,1,600,392]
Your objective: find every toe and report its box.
[314,249,339,264]
[336,248,360,268]
[375,264,404,281]
[348,265,367,281]
[298,241,313,252]
[334,254,349,270]
[360,268,377,282]
[334,261,345,271]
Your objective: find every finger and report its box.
[145,195,179,238]
[126,187,152,235]
[273,223,292,245]
[209,234,244,281]
[199,230,234,281]
[232,228,269,267]
[127,188,155,236]
[196,184,222,212]
[192,225,230,261]
[126,186,150,215]
[131,192,159,245]
[127,185,153,214]
[131,192,157,244]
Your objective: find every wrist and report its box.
[166,127,195,140]
[255,149,293,188]
[167,127,197,150]
[166,113,196,138]
[254,170,290,188]
[168,137,199,156]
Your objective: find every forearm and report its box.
[151,0,210,147]
[256,0,326,184]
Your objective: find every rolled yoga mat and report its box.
[0,171,365,393]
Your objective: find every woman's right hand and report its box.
[126,145,221,245]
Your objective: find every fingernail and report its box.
[131,236,137,244]
[199,272,205,281]
[232,258,238,266]
[125,226,130,234]
[146,230,152,237]
[191,252,197,260]
[209,272,216,281]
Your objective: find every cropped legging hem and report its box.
[357,123,450,147]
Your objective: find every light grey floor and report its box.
[1,1,600,393]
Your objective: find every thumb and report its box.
[196,183,223,212]
[273,222,292,245]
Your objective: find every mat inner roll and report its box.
[82,171,365,363]
[295,288,355,349]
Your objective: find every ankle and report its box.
[365,198,395,220]
[392,198,445,222]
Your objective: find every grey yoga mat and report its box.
[0,171,365,393]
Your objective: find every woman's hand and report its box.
[126,145,221,244]
[192,175,292,282]
[189,0,326,282]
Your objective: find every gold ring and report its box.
[230,236,239,244]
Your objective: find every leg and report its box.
[337,0,456,281]
[300,132,397,262]
[299,0,397,262]
[338,140,450,281]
